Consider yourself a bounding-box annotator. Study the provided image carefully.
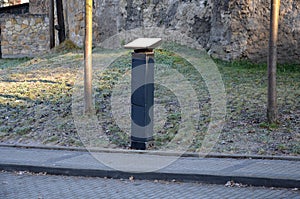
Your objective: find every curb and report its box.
[1,163,299,189]
[1,143,300,161]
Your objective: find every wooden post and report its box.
[0,26,2,58]
[56,0,66,44]
[49,0,55,48]
[267,0,280,123]
[84,0,93,113]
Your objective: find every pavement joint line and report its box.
[219,159,258,173]
[43,153,84,164]
[0,163,299,189]
[1,143,300,161]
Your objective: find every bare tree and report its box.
[267,0,280,123]
[55,0,66,44]
[49,0,55,49]
[84,0,93,113]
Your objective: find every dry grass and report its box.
[0,44,299,156]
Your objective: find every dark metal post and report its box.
[131,50,155,150]
[124,38,161,150]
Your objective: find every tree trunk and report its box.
[49,0,55,48]
[267,0,280,123]
[84,0,93,113]
[56,0,66,44]
[0,26,2,58]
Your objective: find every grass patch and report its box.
[0,57,32,69]
[14,126,32,136]
[52,39,81,53]
[0,43,299,156]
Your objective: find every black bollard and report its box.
[124,38,162,150]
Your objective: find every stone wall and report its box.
[0,14,49,58]
[66,0,85,46]
[222,0,300,63]
[64,0,299,63]
[0,0,49,58]
[1,0,299,63]
[29,0,48,15]
[66,0,215,47]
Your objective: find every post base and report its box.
[131,141,147,150]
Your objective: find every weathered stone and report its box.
[39,35,46,40]
[29,0,49,14]
[0,14,49,58]
[6,21,12,26]
[75,13,83,21]
[7,31,13,36]
[21,24,28,29]
[1,0,299,63]
[35,18,43,24]
[12,35,18,41]
[30,19,35,26]
[11,18,17,25]
[2,49,9,54]
[1,41,9,46]
[74,25,80,35]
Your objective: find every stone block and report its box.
[39,35,46,40]
[36,18,43,24]
[75,13,84,21]
[21,24,29,29]
[11,19,17,25]
[1,41,9,46]
[2,49,9,54]
[23,19,29,25]
[6,21,12,27]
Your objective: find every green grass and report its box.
[0,52,82,146]
[0,44,299,156]
[0,57,32,69]
[215,59,300,74]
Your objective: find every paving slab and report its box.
[0,146,299,188]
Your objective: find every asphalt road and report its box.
[1,171,299,199]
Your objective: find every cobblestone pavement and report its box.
[1,171,299,199]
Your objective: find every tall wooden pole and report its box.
[49,0,55,49]
[84,0,93,113]
[267,0,280,123]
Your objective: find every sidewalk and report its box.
[0,145,299,189]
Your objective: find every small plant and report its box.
[277,144,287,152]
[120,39,126,46]
[43,136,59,144]
[259,122,269,129]
[291,145,300,155]
[14,126,32,135]
[259,122,278,130]
[53,39,81,53]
